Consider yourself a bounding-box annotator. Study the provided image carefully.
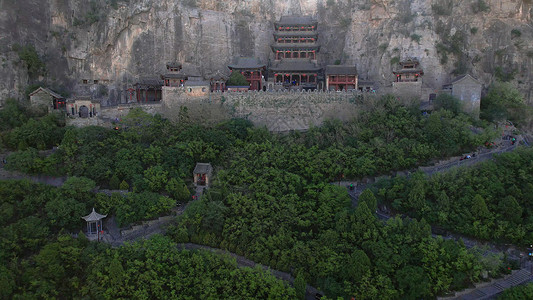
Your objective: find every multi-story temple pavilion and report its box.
[393,58,424,82]
[392,58,424,100]
[162,62,187,87]
[228,57,266,91]
[270,15,321,90]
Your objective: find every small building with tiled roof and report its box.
[29,87,66,113]
[393,58,423,82]
[325,65,358,91]
[228,57,266,91]
[392,58,424,100]
[135,77,163,102]
[193,163,213,187]
[208,70,230,92]
[442,74,482,118]
[162,62,187,87]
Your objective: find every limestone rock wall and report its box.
[1,0,533,105]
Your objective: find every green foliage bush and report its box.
[0,98,28,131]
[2,113,66,150]
[471,0,490,14]
[434,93,462,115]
[410,34,422,44]
[12,44,45,79]
[498,283,533,299]
[432,0,453,16]
[226,71,249,86]
[481,82,526,123]
[511,29,522,38]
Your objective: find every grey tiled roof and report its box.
[270,59,321,72]
[193,163,212,174]
[136,77,163,86]
[276,15,316,25]
[228,57,265,69]
[450,74,480,84]
[166,62,182,69]
[325,65,357,75]
[162,73,188,79]
[29,87,64,99]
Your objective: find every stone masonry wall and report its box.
[162,88,378,131]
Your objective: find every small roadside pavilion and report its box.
[81,208,106,239]
[193,163,213,187]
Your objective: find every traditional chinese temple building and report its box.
[209,71,229,92]
[66,95,100,118]
[325,65,358,91]
[392,58,424,100]
[29,87,66,113]
[134,77,163,102]
[393,58,423,82]
[270,15,321,90]
[162,62,187,87]
[228,57,266,91]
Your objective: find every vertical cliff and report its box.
[0,0,532,104]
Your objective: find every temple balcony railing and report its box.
[329,79,356,84]
[395,79,420,82]
[272,42,318,48]
[243,74,262,80]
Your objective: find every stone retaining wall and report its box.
[162,89,381,131]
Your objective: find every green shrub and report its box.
[494,66,517,82]
[470,27,478,35]
[390,56,400,65]
[432,0,453,16]
[12,44,45,79]
[119,180,130,190]
[471,0,490,14]
[410,34,422,44]
[434,93,462,115]
[226,71,249,86]
[183,0,197,8]
[511,29,522,38]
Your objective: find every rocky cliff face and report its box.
[1,0,532,104]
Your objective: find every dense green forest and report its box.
[371,148,533,245]
[0,232,295,299]
[498,282,533,299]
[0,93,527,299]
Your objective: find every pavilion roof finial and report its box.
[82,208,107,222]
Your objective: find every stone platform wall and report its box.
[162,88,379,131]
